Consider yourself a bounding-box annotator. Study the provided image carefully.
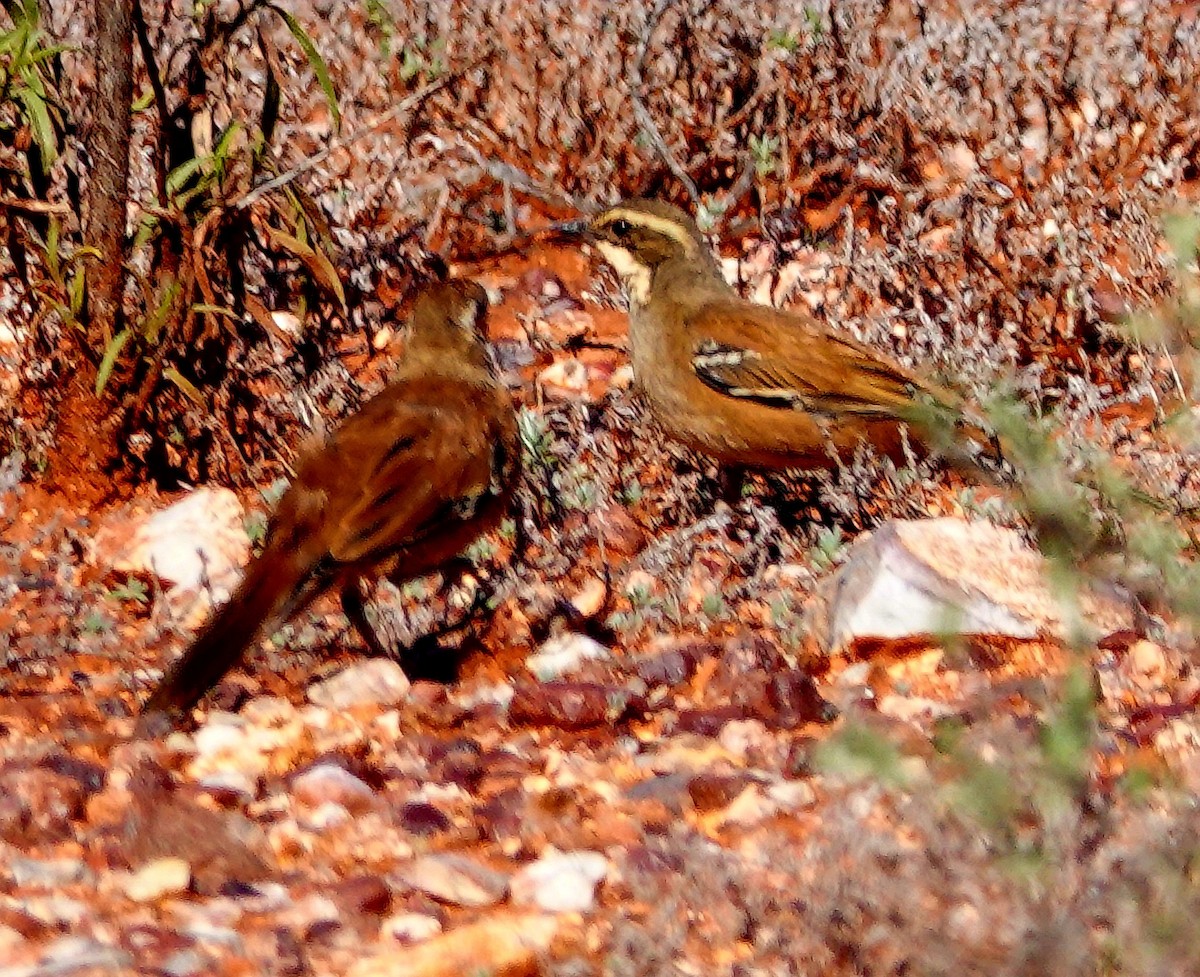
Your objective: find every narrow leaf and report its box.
[95,328,131,396]
[163,367,205,406]
[16,87,56,172]
[270,6,340,131]
[265,227,345,307]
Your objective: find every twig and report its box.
[0,196,70,214]
[629,0,701,207]
[233,61,487,211]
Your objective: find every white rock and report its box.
[292,763,375,812]
[381,912,442,943]
[93,487,249,628]
[306,659,410,709]
[123,857,191,902]
[538,358,590,400]
[808,518,1130,654]
[526,633,610,681]
[399,853,509,908]
[510,850,608,913]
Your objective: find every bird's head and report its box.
[569,200,719,306]
[410,279,491,345]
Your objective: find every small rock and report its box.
[381,912,442,944]
[291,763,376,813]
[509,681,636,729]
[808,517,1131,654]
[767,779,816,810]
[398,802,452,837]
[765,673,839,726]
[686,773,752,813]
[9,856,89,887]
[348,914,557,977]
[1122,639,1169,690]
[526,633,610,681]
[307,659,410,709]
[717,719,773,760]
[334,875,393,916]
[569,577,608,618]
[123,857,192,902]
[399,853,509,908]
[91,487,249,628]
[37,936,133,972]
[538,358,590,400]
[510,850,609,913]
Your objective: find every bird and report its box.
[560,198,1000,474]
[138,279,519,727]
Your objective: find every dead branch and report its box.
[629,0,701,208]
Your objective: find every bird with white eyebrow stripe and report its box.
[562,198,1002,475]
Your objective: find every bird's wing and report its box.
[315,385,507,565]
[687,301,948,421]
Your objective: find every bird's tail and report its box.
[138,544,324,723]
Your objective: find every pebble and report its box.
[809,517,1131,653]
[1123,639,1169,689]
[399,853,509,908]
[307,659,411,709]
[348,914,558,977]
[538,358,590,399]
[92,487,249,628]
[122,858,192,902]
[381,912,443,944]
[510,850,609,913]
[291,764,376,813]
[8,856,89,888]
[526,633,610,681]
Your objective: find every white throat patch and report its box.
[595,241,652,307]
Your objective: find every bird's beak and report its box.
[539,218,592,243]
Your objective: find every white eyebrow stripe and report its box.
[597,208,698,256]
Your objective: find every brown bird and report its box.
[563,198,998,474]
[139,279,519,726]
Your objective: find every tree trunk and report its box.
[88,0,134,347]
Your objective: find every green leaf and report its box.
[191,303,239,318]
[95,328,131,396]
[15,87,57,172]
[142,277,181,343]
[68,266,85,316]
[44,217,60,283]
[270,6,340,132]
[163,367,205,406]
[212,120,242,164]
[165,155,208,198]
[132,213,160,253]
[265,227,345,307]
[131,87,154,112]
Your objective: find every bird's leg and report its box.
[716,463,751,508]
[340,580,392,659]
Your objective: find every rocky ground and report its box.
[4,2,1200,975]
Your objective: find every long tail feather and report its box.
[139,549,322,721]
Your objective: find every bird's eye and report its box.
[610,219,632,238]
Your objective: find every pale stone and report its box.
[509,850,608,913]
[307,659,411,709]
[527,633,610,681]
[807,518,1130,654]
[92,487,250,628]
[123,857,192,902]
[348,915,558,977]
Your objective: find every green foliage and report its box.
[808,525,845,571]
[0,0,71,174]
[816,722,912,787]
[105,577,149,606]
[399,35,447,83]
[748,132,779,178]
